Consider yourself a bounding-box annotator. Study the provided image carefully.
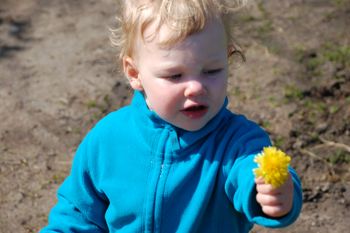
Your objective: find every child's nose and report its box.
[184,79,207,97]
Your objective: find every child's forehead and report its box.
[140,17,226,47]
[135,19,228,63]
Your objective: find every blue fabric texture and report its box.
[41,91,302,232]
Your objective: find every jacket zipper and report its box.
[145,131,168,233]
[152,153,165,232]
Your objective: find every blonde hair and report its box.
[110,0,246,64]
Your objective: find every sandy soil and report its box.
[1,0,349,232]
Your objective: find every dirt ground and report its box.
[0,0,349,232]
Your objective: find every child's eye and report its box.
[203,68,223,75]
[164,73,182,80]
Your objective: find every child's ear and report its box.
[123,56,143,91]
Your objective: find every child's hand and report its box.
[255,174,294,218]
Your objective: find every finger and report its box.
[261,204,289,218]
[255,177,265,184]
[256,192,282,206]
[256,183,281,195]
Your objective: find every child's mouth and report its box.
[181,105,208,119]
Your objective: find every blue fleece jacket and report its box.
[41,91,302,232]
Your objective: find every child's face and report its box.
[125,19,228,131]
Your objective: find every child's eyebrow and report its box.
[155,59,227,74]
[156,63,184,73]
[159,55,226,66]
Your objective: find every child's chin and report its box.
[178,122,207,132]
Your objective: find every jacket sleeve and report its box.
[41,132,108,232]
[225,153,303,228]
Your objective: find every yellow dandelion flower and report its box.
[253,146,291,188]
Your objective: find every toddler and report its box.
[41,0,302,232]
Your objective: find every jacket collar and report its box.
[131,91,229,152]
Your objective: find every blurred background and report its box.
[0,0,349,232]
